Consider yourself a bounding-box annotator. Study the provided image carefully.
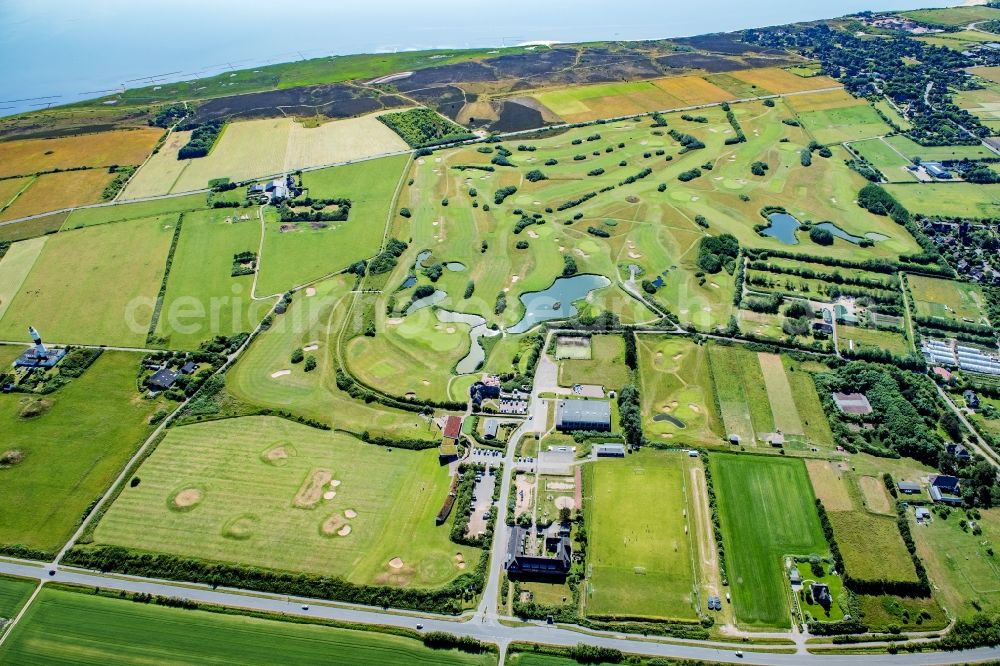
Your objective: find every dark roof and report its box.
[180,361,197,375]
[505,526,572,577]
[484,418,499,438]
[931,474,960,492]
[555,399,611,429]
[147,368,178,390]
[897,480,921,493]
[443,415,463,440]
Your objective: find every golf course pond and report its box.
[507,274,611,334]
[435,309,500,374]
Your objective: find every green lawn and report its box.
[257,154,409,295]
[558,334,630,389]
[849,138,914,182]
[638,336,723,446]
[908,274,987,324]
[901,6,1000,27]
[91,416,478,587]
[837,325,911,357]
[782,356,835,451]
[584,451,698,620]
[711,454,828,629]
[797,104,891,145]
[0,586,494,665]
[885,183,1000,219]
[707,344,773,444]
[153,208,264,349]
[62,193,207,229]
[0,235,46,323]
[0,352,165,554]
[0,575,36,620]
[0,216,176,346]
[827,511,919,583]
[882,134,994,162]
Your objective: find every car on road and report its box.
[301,604,309,611]
[416,623,424,630]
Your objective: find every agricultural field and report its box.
[124,114,410,198]
[786,89,866,113]
[912,507,1000,618]
[557,334,630,389]
[152,208,264,349]
[828,510,919,583]
[908,274,988,324]
[61,192,207,229]
[0,128,162,178]
[794,102,891,145]
[649,76,735,106]
[706,344,772,445]
[872,99,913,131]
[726,67,840,95]
[0,170,117,222]
[0,236,47,322]
[637,337,722,446]
[837,325,912,357]
[710,454,827,629]
[849,138,915,183]
[916,30,1000,51]
[91,416,479,587]
[900,5,1000,26]
[885,182,1000,219]
[0,177,32,213]
[256,153,409,295]
[532,81,693,123]
[0,586,494,666]
[954,86,1000,135]
[226,275,437,440]
[0,216,176,346]
[584,451,698,620]
[0,575,36,620]
[0,352,166,553]
[882,134,994,162]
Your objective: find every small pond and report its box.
[652,413,686,428]
[761,212,801,245]
[445,262,466,272]
[404,289,446,315]
[814,222,865,244]
[507,274,611,334]
[400,275,417,289]
[436,309,500,374]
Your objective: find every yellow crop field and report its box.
[785,89,866,113]
[533,81,685,122]
[126,113,411,197]
[0,128,163,178]
[0,177,32,211]
[651,75,735,106]
[0,170,115,222]
[971,66,1000,85]
[730,67,841,95]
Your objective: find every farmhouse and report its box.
[812,322,833,336]
[929,474,962,505]
[897,480,922,495]
[832,392,873,415]
[555,399,611,432]
[810,582,832,611]
[946,443,972,461]
[180,361,198,375]
[504,526,572,578]
[13,326,66,370]
[924,162,952,180]
[964,389,980,409]
[593,443,626,457]
[146,368,178,391]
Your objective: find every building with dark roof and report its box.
[812,322,833,336]
[931,474,960,493]
[555,399,611,432]
[180,361,198,375]
[13,326,66,370]
[483,418,499,439]
[811,583,832,611]
[593,443,626,457]
[897,480,921,495]
[504,526,572,578]
[146,368,178,391]
[946,443,972,461]
[964,390,980,409]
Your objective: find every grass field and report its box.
[125,115,411,197]
[650,76,735,106]
[0,235,46,322]
[873,99,913,131]
[62,192,207,229]
[795,103,891,145]
[0,170,117,222]
[711,454,827,629]
[882,134,994,162]
[256,153,408,295]
[93,416,478,586]
[0,213,67,243]
[849,138,915,183]
[0,128,162,178]
[153,208,264,349]
[838,325,911,356]
[707,345,773,444]
[0,575,36,620]
[828,511,919,583]
[533,81,688,123]
[728,67,840,95]
[0,586,494,665]
[226,276,438,440]
[758,352,802,436]
[585,451,698,620]
[901,6,1000,26]
[785,90,865,113]
[783,356,835,450]
[0,177,32,212]
[913,507,1000,618]
[0,352,164,553]
[908,274,987,324]
[885,182,1000,219]
[558,334,630,389]
[638,336,723,445]
[0,216,176,346]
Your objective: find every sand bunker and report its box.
[323,491,336,500]
[689,404,701,413]
[527,230,539,238]
[330,480,341,488]
[389,557,405,569]
[305,287,316,297]
[173,488,203,508]
[294,469,333,508]
[271,369,291,378]
[338,525,352,536]
[555,496,576,510]
[628,251,641,259]
[262,444,293,466]
[455,553,466,570]
[303,344,319,352]
[321,513,345,535]
[0,449,25,467]
[345,509,357,519]
[446,326,456,333]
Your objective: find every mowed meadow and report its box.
[91,416,478,587]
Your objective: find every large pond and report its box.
[404,289,446,315]
[760,212,801,245]
[436,309,500,374]
[507,274,612,334]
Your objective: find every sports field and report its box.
[0,352,165,553]
[93,416,477,586]
[795,103,891,145]
[257,153,408,295]
[0,128,162,178]
[849,138,915,183]
[638,336,722,445]
[226,276,437,440]
[908,274,987,324]
[710,454,827,629]
[0,586,494,666]
[0,216,176,346]
[557,334,630,389]
[0,575,36,620]
[0,170,117,222]
[585,451,698,620]
[126,115,411,197]
[153,208,264,349]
